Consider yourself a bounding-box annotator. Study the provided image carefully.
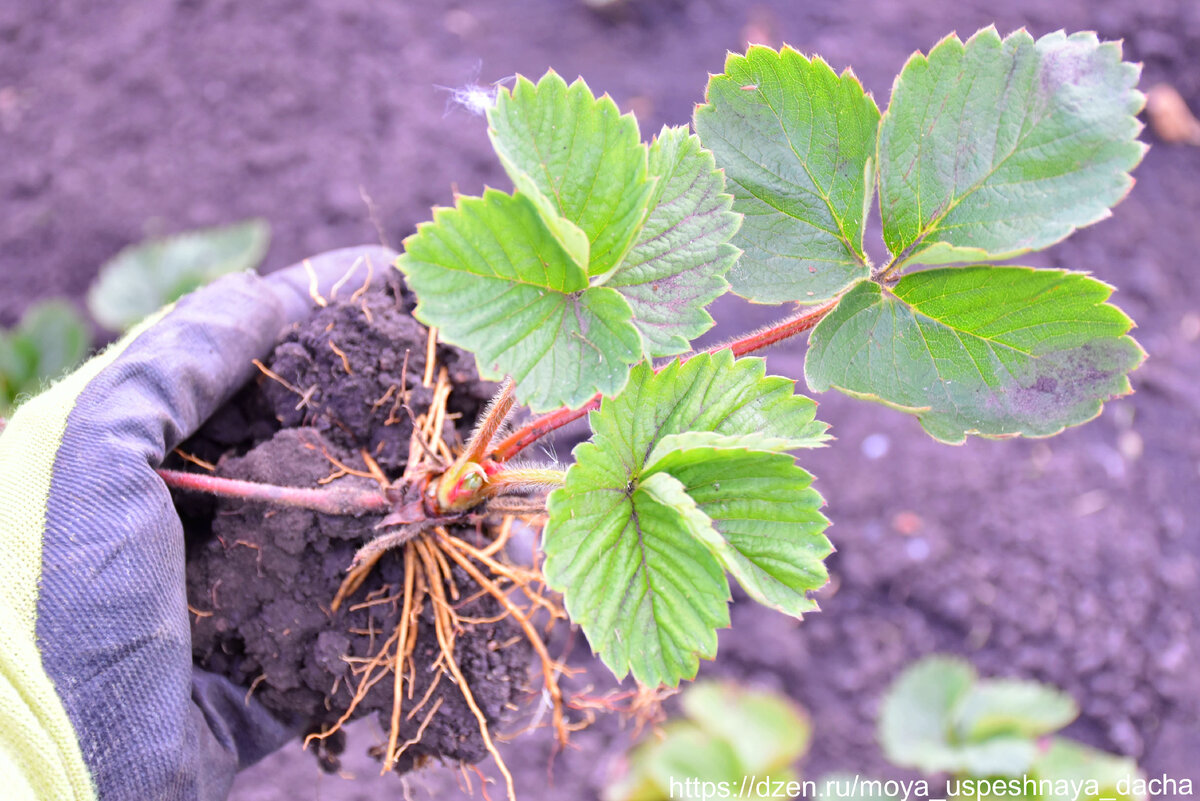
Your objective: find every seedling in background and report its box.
[878,656,1149,801]
[0,300,91,416]
[612,661,1150,801]
[607,681,811,801]
[87,217,270,331]
[154,27,1147,798]
[1,220,271,416]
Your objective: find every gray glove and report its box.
[0,246,396,801]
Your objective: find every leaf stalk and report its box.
[157,468,391,516]
[489,299,838,461]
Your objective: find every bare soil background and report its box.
[2,0,1198,798]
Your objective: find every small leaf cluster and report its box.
[0,301,91,415]
[697,28,1145,443]
[544,352,831,686]
[399,73,740,411]
[606,681,811,801]
[880,656,1145,799]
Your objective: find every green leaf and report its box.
[955,679,1078,742]
[639,726,748,801]
[957,739,1042,778]
[606,126,740,356]
[488,71,654,279]
[645,439,829,617]
[0,301,91,414]
[609,724,801,801]
[878,28,1145,270]
[645,430,806,466]
[682,681,811,774]
[544,351,829,687]
[607,682,809,801]
[647,730,799,801]
[635,723,795,801]
[805,267,1144,443]
[0,334,22,412]
[634,725,745,801]
[881,656,1089,778]
[87,219,270,331]
[1032,739,1146,801]
[398,189,643,411]
[0,332,35,395]
[567,350,829,481]
[17,301,91,381]
[549,466,730,689]
[879,656,978,773]
[694,45,881,304]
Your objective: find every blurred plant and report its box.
[0,300,91,416]
[814,773,911,801]
[606,681,811,801]
[0,219,272,417]
[87,218,270,331]
[878,656,1146,801]
[602,661,1148,801]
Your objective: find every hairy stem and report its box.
[484,466,568,495]
[157,468,390,516]
[489,299,838,461]
[715,298,840,358]
[490,400,601,462]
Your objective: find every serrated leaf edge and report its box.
[695,44,881,304]
[806,268,1146,444]
[877,26,1148,273]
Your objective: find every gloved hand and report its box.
[0,245,397,801]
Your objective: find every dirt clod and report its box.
[259,276,488,474]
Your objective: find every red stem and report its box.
[718,299,838,358]
[490,397,602,462]
[157,468,390,516]
[489,300,837,461]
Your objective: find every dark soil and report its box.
[256,277,490,475]
[182,284,529,773]
[5,1,1200,799]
